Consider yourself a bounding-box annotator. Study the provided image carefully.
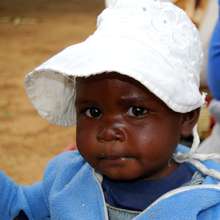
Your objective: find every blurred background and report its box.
[0,0,217,184]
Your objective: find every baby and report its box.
[2,0,220,219]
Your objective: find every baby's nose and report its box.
[96,123,125,143]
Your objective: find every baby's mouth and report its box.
[98,154,134,161]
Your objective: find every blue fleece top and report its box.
[208,0,220,100]
[1,145,220,220]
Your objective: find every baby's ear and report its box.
[180,108,200,137]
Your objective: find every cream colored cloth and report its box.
[198,100,220,162]
[199,0,218,85]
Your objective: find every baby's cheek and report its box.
[76,129,98,155]
[128,128,156,148]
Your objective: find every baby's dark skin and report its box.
[75,72,200,181]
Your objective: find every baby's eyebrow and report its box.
[119,96,148,104]
[75,99,99,106]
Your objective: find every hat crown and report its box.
[97,1,203,86]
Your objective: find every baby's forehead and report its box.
[74,72,166,105]
[74,72,155,101]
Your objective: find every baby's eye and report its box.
[85,107,102,119]
[128,106,148,117]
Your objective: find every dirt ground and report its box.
[0,0,104,184]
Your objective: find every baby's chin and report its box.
[98,169,146,182]
[99,163,179,181]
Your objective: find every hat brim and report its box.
[25,35,204,126]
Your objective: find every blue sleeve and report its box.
[208,2,220,100]
[0,152,76,220]
[0,172,49,220]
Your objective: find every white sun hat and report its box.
[24,0,204,127]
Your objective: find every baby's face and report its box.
[75,73,183,181]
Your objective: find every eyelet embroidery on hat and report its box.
[94,2,203,110]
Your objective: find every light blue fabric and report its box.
[1,145,220,220]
